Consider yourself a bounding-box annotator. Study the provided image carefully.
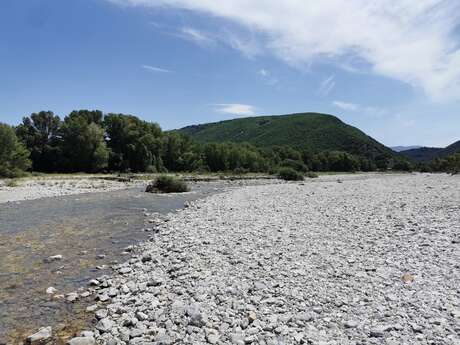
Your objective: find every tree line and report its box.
[1,109,457,178]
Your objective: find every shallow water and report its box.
[0,183,223,344]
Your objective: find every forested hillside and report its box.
[1,110,415,177]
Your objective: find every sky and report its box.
[1,0,459,147]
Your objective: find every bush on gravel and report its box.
[277,167,304,181]
[146,175,189,193]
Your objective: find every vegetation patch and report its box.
[146,175,189,193]
[5,179,21,187]
[277,167,304,181]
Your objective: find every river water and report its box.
[0,182,226,344]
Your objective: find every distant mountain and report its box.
[401,140,460,162]
[391,146,422,152]
[177,112,395,158]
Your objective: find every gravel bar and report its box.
[74,174,459,344]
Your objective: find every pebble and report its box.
[26,327,52,344]
[74,174,460,345]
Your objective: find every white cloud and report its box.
[179,27,215,46]
[142,65,172,73]
[213,103,256,116]
[333,101,359,111]
[111,0,460,101]
[317,75,336,96]
[333,100,387,118]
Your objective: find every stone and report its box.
[401,273,415,283]
[96,318,114,333]
[86,305,98,312]
[344,320,359,329]
[248,311,257,323]
[66,292,79,302]
[26,327,52,344]
[44,255,62,263]
[95,309,108,320]
[67,337,95,345]
[88,279,100,286]
[46,287,57,294]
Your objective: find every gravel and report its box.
[0,177,142,204]
[67,174,460,343]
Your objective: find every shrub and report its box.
[145,175,189,193]
[280,159,309,172]
[6,179,20,187]
[277,167,304,181]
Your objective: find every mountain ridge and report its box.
[177,112,395,159]
[401,140,460,162]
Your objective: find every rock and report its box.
[344,320,359,329]
[66,292,79,302]
[44,255,62,263]
[401,273,415,283]
[95,309,108,320]
[86,304,98,312]
[79,331,94,338]
[26,327,52,344]
[206,330,220,344]
[96,254,106,259]
[46,287,57,294]
[136,311,149,321]
[67,337,95,345]
[96,318,113,333]
[88,279,100,286]
[186,303,205,327]
[119,267,132,274]
[248,311,257,323]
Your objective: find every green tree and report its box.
[60,114,109,172]
[104,114,163,172]
[446,152,460,174]
[0,123,31,177]
[15,111,62,172]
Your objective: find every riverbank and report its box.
[0,178,280,344]
[60,173,459,344]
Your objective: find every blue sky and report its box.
[1,0,459,147]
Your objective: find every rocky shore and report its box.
[19,173,460,344]
[0,177,143,204]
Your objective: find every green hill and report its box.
[402,140,460,162]
[177,112,394,158]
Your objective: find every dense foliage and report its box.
[177,113,395,161]
[277,167,304,181]
[0,123,31,177]
[146,175,189,193]
[0,110,424,177]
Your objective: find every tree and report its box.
[104,114,163,172]
[15,111,61,172]
[0,123,31,177]
[60,114,109,172]
[446,152,460,175]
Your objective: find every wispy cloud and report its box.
[317,75,336,96]
[333,100,387,118]
[333,100,359,111]
[213,103,257,116]
[179,27,215,46]
[142,65,172,73]
[112,0,460,102]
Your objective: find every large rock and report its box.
[67,337,95,345]
[26,327,52,344]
